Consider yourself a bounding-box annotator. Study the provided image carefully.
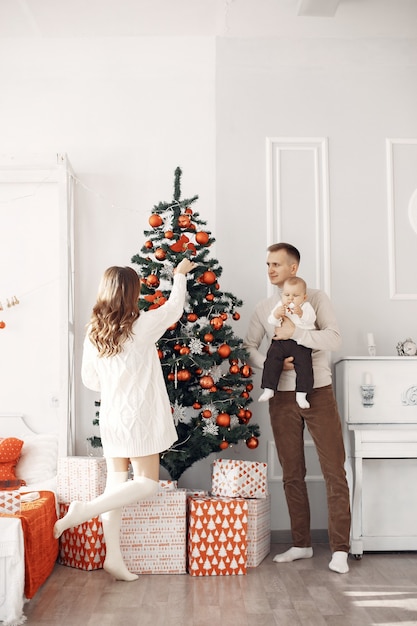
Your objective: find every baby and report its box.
[259,276,316,409]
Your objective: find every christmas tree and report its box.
[131,167,260,480]
[88,168,260,480]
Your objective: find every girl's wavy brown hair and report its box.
[88,266,141,357]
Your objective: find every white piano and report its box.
[335,356,417,557]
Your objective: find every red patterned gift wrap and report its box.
[57,456,107,503]
[58,486,187,574]
[57,503,105,571]
[247,495,271,567]
[187,496,248,576]
[211,458,268,498]
[0,490,20,514]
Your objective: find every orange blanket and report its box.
[18,491,59,598]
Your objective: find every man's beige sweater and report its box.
[243,287,341,391]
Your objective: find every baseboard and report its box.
[271,529,329,544]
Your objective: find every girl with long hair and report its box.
[54,258,196,581]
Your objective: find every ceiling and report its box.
[0,0,415,39]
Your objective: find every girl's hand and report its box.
[174,258,197,275]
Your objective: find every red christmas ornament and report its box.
[229,364,240,375]
[210,317,223,331]
[165,230,174,239]
[216,413,231,428]
[202,410,212,419]
[157,349,163,359]
[220,312,228,321]
[240,364,252,378]
[178,214,191,228]
[177,369,191,382]
[205,293,214,301]
[200,270,216,285]
[179,346,190,355]
[232,312,240,320]
[146,274,160,288]
[246,436,259,450]
[0,321,5,329]
[154,248,166,261]
[219,440,229,450]
[204,333,214,343]
[193,402,202,410]
[144,240,153,249]
[187,313,198,322]
[144,290,167,309]
[217,344,231,359]
[185,207,193,214]
[195,231,209,245]
[170,234,196,255]
[199,375,214,389]
[149,214,163,228]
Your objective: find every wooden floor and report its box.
[24,544,417,626]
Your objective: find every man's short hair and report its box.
[267,242,300,264]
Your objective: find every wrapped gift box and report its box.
[211,459,268,499]
[0,490,21,514]
[159,480,177,490]
[247,496,271,567]
[57,483,187,574]
[187,496,248,576]
[120,488,187,574]
[186,489,209,497]
[57,456,107,503]
[57,503,105,571]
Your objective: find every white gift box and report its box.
[211,459,268,499]
[120,488,187,574]
[247,496,271,567]
[58,486,187,574]
[57,456,107,503]
[186,489,209,497]
[159,480,178,490]
[0,490,21,514]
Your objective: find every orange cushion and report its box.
[0,437,26,489]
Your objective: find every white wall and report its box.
[1,2,417,531]
[215,34,417,530]
[0,35,216,461]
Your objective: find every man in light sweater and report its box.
[243,242,351,574]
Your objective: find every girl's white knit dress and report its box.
[81,274,186,458]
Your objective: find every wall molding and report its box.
[267,439,324,483]
[386,138,417,300]
[266,136,331,295]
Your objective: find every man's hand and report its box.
[273,316,295,340]
[283,356,295,370]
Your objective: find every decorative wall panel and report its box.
[266,137,330,294]
[386,138,417,300]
